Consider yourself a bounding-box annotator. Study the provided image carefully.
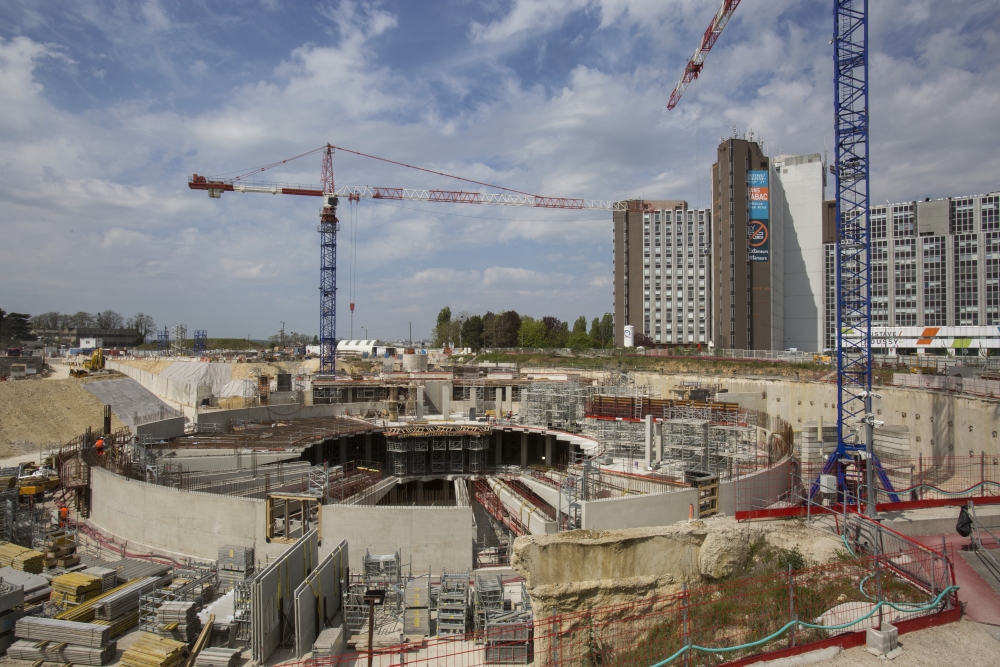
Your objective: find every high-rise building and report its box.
[711,136,785,350]
[773,153,827,352]
[613,201,712,347]
[823,191,1000,353]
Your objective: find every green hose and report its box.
[647,585,958,667]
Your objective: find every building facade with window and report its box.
[823,191,1000,354]
[612,200,712,347]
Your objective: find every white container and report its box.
[819,474,838,495]
[623,325,634,348]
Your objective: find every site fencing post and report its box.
[681,582,690,667]
[788,563,796,647]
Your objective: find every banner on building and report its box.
[748,170,770,261]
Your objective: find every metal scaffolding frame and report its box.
[520,381,585,430]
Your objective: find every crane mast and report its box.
[190,146,627,376]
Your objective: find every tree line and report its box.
[433,307,614,350]
[0,309,158,346]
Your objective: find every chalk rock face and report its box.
[698,530,747,579]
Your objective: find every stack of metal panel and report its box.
[103,558,172,586]
[0,567,49,603]
[474,574,504,641]
[8,639,118,665]
[81,566,119,593]
[0,578,24,653]
[93,576,160,621]
[217,545,254,593]
[155,600,201,644]
[403,578,430,636]
[312,626,345,661]
[14,617,113,652]
[483,610,533,665]
[193,647,241,667]
[436,571,468,636]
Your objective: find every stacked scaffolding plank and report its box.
[121,632,189,667]
[437,571,469,635]
[0,578,24,653]
[12,617,116,665]
[50,572,103,608]
[154,600,201,643]
[217,545,254,593]
[474,574,504,641]
[0,542,44,574]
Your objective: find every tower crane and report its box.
[668,0,896,511]
[667,0,743,110]
[190,144,627,375]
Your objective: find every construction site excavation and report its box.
[0,346,997,667]
[3,0,1000,664]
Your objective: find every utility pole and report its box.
[409,322,412,348]
[280,321,285,349]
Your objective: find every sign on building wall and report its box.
[748,170,770,262]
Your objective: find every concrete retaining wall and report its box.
[320,505,473,574]
[582,487,698,530]
[135,417,185,440]
[107,360,210,407]
[637,373,1000,459]
[89,467,269,561]
[196,404,341,432]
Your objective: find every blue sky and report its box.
[2,0,998,341]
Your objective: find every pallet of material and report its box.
[193,647,241,667]
[103,558,173,586]
[0,543,44,574]
[7,638,118,665]
[56,580,137,623]
[217,545,254,572]
[93,576,160,620]
[15,616,112,647]
[157,600,198,624]
[0,566,50,603]
[121,632,190,667]
[92,607,140,638]
[156,619,201,644]
[51,572,103,606]
[81,566,120,593]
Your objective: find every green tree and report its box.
[568,316,591,349]
[69,312,95,328]
[127,312,156,344]
[517,316,548,347]
[0,312,36,346]
[460,315,484,350]
[95,310,124,329]
[590,312,614,348]
[496,311,521,347]
[433,307,452,347]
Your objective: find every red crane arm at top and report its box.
[667,0,743,110]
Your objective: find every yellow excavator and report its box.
[70,348,104,377]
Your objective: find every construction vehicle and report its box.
[70,348,105,377]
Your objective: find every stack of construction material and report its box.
[12,616,117,664]
[313,626,345,661]
[81,566,120,593]
[42,531,80,569]
[104,557,173,586]
[0,578,25,652]
[92,608,140,638]
[0,542,44,574]
[193,647,241,667]
[217,545,254,593]
[93,576,160,621]
[0,566,50,603]
[7,639,118,665]
[155,600,201,643]
[122,632,190,667]
[50,572,103,607]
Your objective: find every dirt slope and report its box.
[0,377,126,456]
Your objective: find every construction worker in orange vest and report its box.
[95,437,105,455]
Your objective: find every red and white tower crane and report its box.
[190,144,626,375]
[667,0,743,110]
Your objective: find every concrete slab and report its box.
[82,377,181,428]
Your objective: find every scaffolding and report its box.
[520,382,585,430]
[364,549,402,583]
[437,571,469,635]
[474,574,504,640]
[193,330,208,354]
[170,324,187,355]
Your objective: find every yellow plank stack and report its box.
[121,632,190,667]
[43,531,80,569]
[0,542,44,574]
[51,572,103,607]
[92,608,140,638]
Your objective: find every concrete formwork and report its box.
[252,530,320,664]
[294,540,348,658]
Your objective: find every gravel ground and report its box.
[804,620,1000,666]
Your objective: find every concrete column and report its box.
[495,431,503,466]
[364,432,372,462]
[506,386,513,415]
[544,434,554,467]
[495,388,503,417]
[520,432,528,469]
[644,415,653,468]
[653,421,662,463]
[416,387,424,419]
[340,435,348,465]
[417,480,424,502]
[442,391,451,419]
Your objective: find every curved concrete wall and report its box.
[636,372,1000,459]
